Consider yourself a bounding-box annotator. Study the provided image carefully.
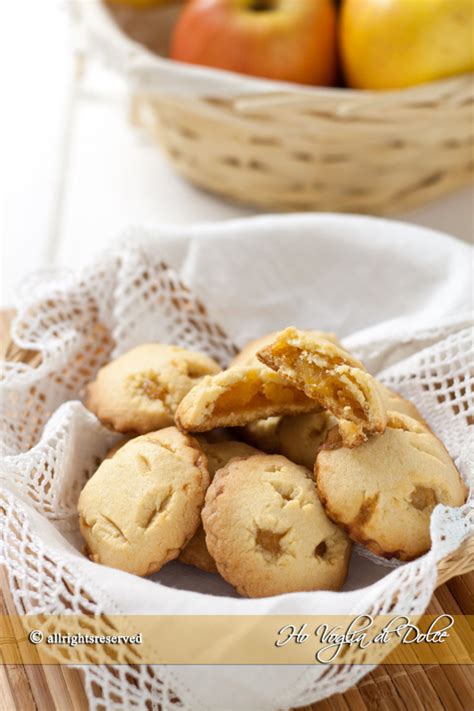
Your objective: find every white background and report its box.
[1,1,473,308]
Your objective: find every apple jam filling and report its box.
[212,375,309,416]
[276,348,369,423]
[255,528,289,562]
[314,534,347,566]
[410,486,437,511]
[128,371,168,402]
[271,341,348,370]
[314,540,327,558]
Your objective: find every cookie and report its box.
[380,384,428,427]
[279,411,337,470]
[202,454,351,597]
[231,330,339,368]
[229,331,337,442]
[78,427,210,576]
[85,343,221,434]
[199,428,233,443]
[179,439,260,573]
[103,436,133,459]
[315,413,467,561]
[175,365,319,432]
[178,525,217,574]
[258,327,387,447]
[241,416,283,454]
[197,439,260,476]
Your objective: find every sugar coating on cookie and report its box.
[78,427,210,576]
[85,343,221,434]
[231,330,339,368]
[279,412,337,470]
[202,454,351,597]
[258,327,387,447]
[175,365,319,432]
[315,413,467,561]
[179,439,260,573]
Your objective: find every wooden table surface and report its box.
[1,312,472,711]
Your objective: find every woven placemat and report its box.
[1,310,472,710]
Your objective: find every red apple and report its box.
[170,0,338,86]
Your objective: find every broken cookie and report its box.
[175,365,319,432]
[258,327,387,446]
[231,329,339,368]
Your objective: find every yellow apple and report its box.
[341,0,474,90]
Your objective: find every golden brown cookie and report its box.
[202,454,351,597]
[230,331,337,444]
[179,439,260,573]
[315,413,467,561]
[241,416,283,454]
[279,412,337,470]
[379,384,428,427]
[178,526,216,574]
[196,439,261,476]
[258,327,387,447]
[231,330,339,368]
[78,427,210,576]
[103,436,133,459]
[175,365,319,432]
[85,343,221,434]
[199,428,233,443]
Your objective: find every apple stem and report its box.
[248,0,275,12]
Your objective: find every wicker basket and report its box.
[79,1,474,214]
[3,319,474,683]
[5,331,474,591]
[2,210,473,706]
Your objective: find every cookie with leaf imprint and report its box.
[315,413,466,561]
[179,439,260,573]
[202,454,351,597]
[85,343,221,434]
[78,427,209,576]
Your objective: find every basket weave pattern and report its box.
[81,2,474,214]
[132,74,474,214]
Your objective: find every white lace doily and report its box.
[1,215,472,711]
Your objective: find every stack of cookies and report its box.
[78,330,466,598]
